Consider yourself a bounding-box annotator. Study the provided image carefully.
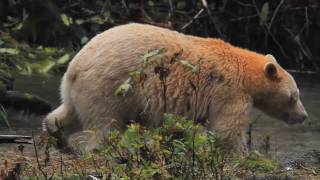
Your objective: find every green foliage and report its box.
[0,0,319,70]
[0,32,74,75]
[260,2,269,25]
[0,48,19,55]
[97,113,226,179]
[60,14,73,26]
[180,60,198,74]
[114,78,133,96]
[140,48,166,65]
[239,151,280,173]
[81,114,225,179]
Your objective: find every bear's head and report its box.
[252,54,308,124]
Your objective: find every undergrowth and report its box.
[1,113,318,179]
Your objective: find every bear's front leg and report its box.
[221,127,249,155]
[208,96,252,155]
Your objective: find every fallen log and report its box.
[0,90,52,115]
[0,135,32,144]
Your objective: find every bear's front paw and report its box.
[43,118,73,152]
[43,117,62,134]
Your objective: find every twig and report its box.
[181,8,204,30]
[283,24,319,71]
[286,69,317,74]
[100,0,111,14]
[305,7,309,32]
[32,132,48,180]
[192,129,196,179]
[201,0,223,37]
[232,0,254,7]
[247,114,262,151]
[192,58,202,179]
[121,0,129,14]
[162,79,167,114]
[268,0,284,30]
[252,0,288,58]
[229,14,259,22]
[288,5,319,11]
[60,153,63,179]
[168,0,174,18]
[139,6,153,21]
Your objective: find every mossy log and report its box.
[0,90,51,115]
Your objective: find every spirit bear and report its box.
[44,23,308,153]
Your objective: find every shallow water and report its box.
[0,73,319,165]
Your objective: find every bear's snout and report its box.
[288,112,308,124]
[287,100,308,124]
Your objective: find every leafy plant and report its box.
[0,32,74,75]
[97,113,226,179]
[0,104,10,129]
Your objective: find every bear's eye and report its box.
[289,94,298,106]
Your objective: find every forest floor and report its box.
[0,133,319,179]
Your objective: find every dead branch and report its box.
[268,0,284,30]
[0,135,32,144]
[181,8,204,30]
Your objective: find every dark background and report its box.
[0,0,319,71]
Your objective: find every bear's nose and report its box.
[294,112,308,124]
[288,112,308,124]
[300,112,308,122]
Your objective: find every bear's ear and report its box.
[266,54,277,63]
[264,62,278,79]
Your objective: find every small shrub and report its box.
[97,113,226,179]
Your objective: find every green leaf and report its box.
[163,113,176,129]
[28,53,36,59]
[89,16,106,25]
[114,78,132,96]
[148,0,155,6]
[75,19,85,25]
[194,134,207,147]
[60,13,73,26]
[260,2,269,25]
[177,1,187,9]
[81,36,89,45]
[0,40,4,46]
[179,60,198,74]
[129,71,141,79]
[13,22,23,30]
[0,48,19,55]
[57,54,70,65]
[43,47,57,54]
[141,48,166,64]
[32,60,56,74]
[0,105,10,129]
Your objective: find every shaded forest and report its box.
[0,0,319,71]
[0,1,320,179]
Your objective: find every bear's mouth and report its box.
[286,115,307,125]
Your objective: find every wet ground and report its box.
[0,73,319,166]
[251,73,320,165]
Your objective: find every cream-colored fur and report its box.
[44,23,307,153]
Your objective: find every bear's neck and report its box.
[198,39,268,96]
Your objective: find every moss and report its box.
[0,32,74,75]
[239,151,280,173]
